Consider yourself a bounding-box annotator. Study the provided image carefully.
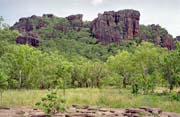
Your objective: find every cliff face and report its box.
[11,9,176,49]
[139,24,175,49]
[11,14,83,47]
[91,10,140,44]
[11,14,83,33]
[11,15,48,33]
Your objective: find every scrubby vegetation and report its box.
[0,16,180,113]
[1,88,180,113]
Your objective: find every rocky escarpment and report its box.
[11,15,48,33]
[91,9,140,44]
[11,14,83,33]
[11,14,83,47]
[11,9,176,49]
[139,24,175,49]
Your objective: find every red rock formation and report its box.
[91,9,140,44]
[11,11,176,50]
[11,16,48,32]
[140,24,175,49]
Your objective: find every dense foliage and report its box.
[0,17,180,95]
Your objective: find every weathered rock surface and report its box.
[54,14,83,32]
[16,36,40,47]
[163,34,175,49]
[11,14,83,33]
[176,36,180,41]
[11,11,177,49]
[12,14,84,46]
[1,105,180,117]
[54,24,69,32]
[66,14,83,30]
[91,9,140,44]
[140,24,175,49]
[11,15,48,33]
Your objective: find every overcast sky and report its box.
[0,0,179,37]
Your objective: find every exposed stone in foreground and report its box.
[91,9,140,44]
[0,105,180,117]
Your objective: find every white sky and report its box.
[0,0,179,37]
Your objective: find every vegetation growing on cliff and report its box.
[0,15,180,114]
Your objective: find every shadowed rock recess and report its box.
[11,9,177,49]
[16,36,39,47]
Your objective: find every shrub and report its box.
[36,90,66,115]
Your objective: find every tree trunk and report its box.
[123,77,126,88]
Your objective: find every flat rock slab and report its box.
[0,105,180,117]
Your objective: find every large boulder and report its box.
[91,9,140,44]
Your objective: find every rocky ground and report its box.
[0,105,180,117]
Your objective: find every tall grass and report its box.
[1,88,180,113]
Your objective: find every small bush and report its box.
[170,91,180,101]
[132,83,139,95]
[35,90,66,115]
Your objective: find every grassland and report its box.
[1,88,180,113]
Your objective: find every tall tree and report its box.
[107,50,133,88]
[161,42,180,90]
[132,42,163,94]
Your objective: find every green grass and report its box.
[0,88,180,113]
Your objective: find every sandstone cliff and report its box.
[139,24,175,49]
[11,9,176,49]
[11,14,83,47]
[91,9,140,44]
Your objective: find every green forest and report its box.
[0,16,180,91]
[0,14,180,116]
